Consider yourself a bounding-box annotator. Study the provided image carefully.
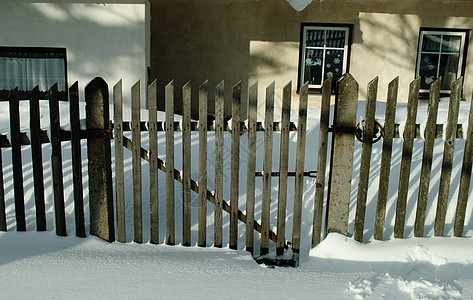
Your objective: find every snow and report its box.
[1,97,473,298]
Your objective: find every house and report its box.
[0,0,471,119]
[0,0,148,104]
[149,0,473,118]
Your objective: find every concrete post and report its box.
[85,77,115,242]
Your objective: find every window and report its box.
[416,28,469,94]
[0,47,67,100]
[298,23,352,93]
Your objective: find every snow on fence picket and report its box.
[0,73,472,267]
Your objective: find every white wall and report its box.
[0,0,147,106]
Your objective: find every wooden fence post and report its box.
[29,86,47,231]
[354,77,378,243]
[9,88,26,231]
[214,81,224,248]
[326,74,358,236]
[198,81,208,247]
[165,80,175,245]
[132,81,143,243]
[85,77,115,242]
[69,82,86,238]
[49,84,67,237]
[230,82,241,250]
[312,77,332,247]
[276,81,292,255]
[245,82,257,254]
[182,81,192,246]
[261,82,275,255]
[148,79,159,244]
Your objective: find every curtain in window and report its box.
[0,57,66,93]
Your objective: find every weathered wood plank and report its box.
[148,80,159,244]
[394,77,420,238]
[132,81,143,243]
[246,82,258,254]
[113,80,126,243]
[261,82,275,255]
[326,74,359,236]
[373,77,399,241]
[412,79,441,238]
[276,81,292,255]
[49,84,67,236]
[182,81,192,246]
[0,148,5,231]
[29,86,47,231]
[9,88,26,231]
[214,81,224,248]
[292,82,308,256]
[312,77,332,247]
[230,82,241,250]
[69,82,85,237]
[354,77,378,243]
[121,135,281,245]
[434,77,463,236]
[454,87,473,237]
[198,81,208,247]
[165,81,175,245]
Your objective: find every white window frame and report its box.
[299,24,351,92]
[416,29,467,94]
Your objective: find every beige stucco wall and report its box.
[0,1,148,104]
[150,0,473,119]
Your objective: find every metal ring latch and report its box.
[355,120,383,144]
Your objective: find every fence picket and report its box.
[132,81,143,243]
[9,88,26,231]
[69,82,85,237]
[214,81,224,248]
[49,84,67,236]
[182,81,192,246]
[374,77,399,240]
[165,81,175,245]
[394,77,420,238]
[261,82,275,255]
[0,147,5,231]
[292,82,308,258]
[276,81,292,255]
[113,80,126,243]
[434,77,463,236]
[245,82,258,254]
[230,82,241,250]
[312,77,331,247]
[198,81,208,247]
[413,79,441,237]
[454,90,473,237]
[29,86,46,231]
[148,80,159,244]
[354,77,378,243]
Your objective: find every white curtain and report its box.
[0,57,66,92]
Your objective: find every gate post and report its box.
[326,74,358,236]
[85,77,115,242]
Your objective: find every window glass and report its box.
[299,24,351,93]
[416,30,467,92]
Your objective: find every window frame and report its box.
[297,23,353,94]
[415,28,469,96]
[0,46,68,101]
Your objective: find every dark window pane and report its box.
[441,35,461,53]
[325,49,345,92]
[306,30,324,47]
[304,48,323,85]
[419,53,439,89]
[439,54,459,90]
[422,34,441,52]
[326,30,346,48]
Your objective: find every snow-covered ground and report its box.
[1,97,473,299]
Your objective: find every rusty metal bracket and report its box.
[80,128,113,139]
[255,171,316,178]
[354,120,383,145]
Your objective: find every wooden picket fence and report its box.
[1,73,472,268]
[323,74,472,243]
